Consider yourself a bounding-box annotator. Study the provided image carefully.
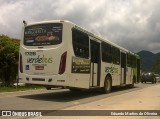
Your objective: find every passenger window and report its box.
[112,47,120,64]
[102,42,112,63]
[72,29,89,58]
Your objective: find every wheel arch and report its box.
[102,73,112,93]
[104,73,112,86]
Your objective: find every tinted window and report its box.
[127,53,131,67]
[91,40,100,63]
[112,47,120,64]
[24,23,62,46]
[131,55,136,68]
[72,29,89,59]
[127,54,136,68]
[102,42,112,63]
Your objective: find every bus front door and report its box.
[90,40,101,87]
[121,52,126,85]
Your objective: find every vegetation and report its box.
[152,58,160,74]
[137,50,160,73]
[0,85,44,93]
[0,35,20,87]
[0,35,44,92]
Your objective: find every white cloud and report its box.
[0,0,160,53]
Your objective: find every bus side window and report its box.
[127,53,131,67]
[72,29,89,59]
[112,46,120,65]
[102,42,112,63]
[131,55,136,68]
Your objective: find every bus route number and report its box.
[25,52,36,56]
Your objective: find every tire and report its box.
[103,76,112,93]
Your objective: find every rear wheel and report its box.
[103,76,112,93]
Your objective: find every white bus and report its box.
[19,20,140,93]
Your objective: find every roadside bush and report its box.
[0,35,20,87]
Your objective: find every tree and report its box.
[0,35,20,86]
[152,58,160,74]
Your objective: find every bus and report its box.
[19,20,140,93]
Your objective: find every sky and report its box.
[0,0,160,53]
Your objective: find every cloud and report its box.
[0,0,160,53]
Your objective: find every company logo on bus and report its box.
[105,67,118,74]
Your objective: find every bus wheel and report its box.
[103,76,111,93]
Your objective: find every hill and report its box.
[137,50,160,72]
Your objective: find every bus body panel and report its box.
[101,62,121,86]
[20,47,62,75]
[19,73,68,86]
[126,67,133,84]
[19,22,72,87]
[112,64,121,86]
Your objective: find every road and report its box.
[0,83,159,111]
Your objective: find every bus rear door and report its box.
[121,52,127,85]
[90,40,101,87]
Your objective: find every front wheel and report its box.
[103,76,112,93]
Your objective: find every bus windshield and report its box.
[24,23,62,46]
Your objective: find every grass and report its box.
[0,85,44,93]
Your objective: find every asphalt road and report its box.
[0,83,159,111]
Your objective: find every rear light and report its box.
[19,53,23,73]
[59,52,67,75]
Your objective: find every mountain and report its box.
[137,50,160,72]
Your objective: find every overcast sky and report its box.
[0,0,160,53]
